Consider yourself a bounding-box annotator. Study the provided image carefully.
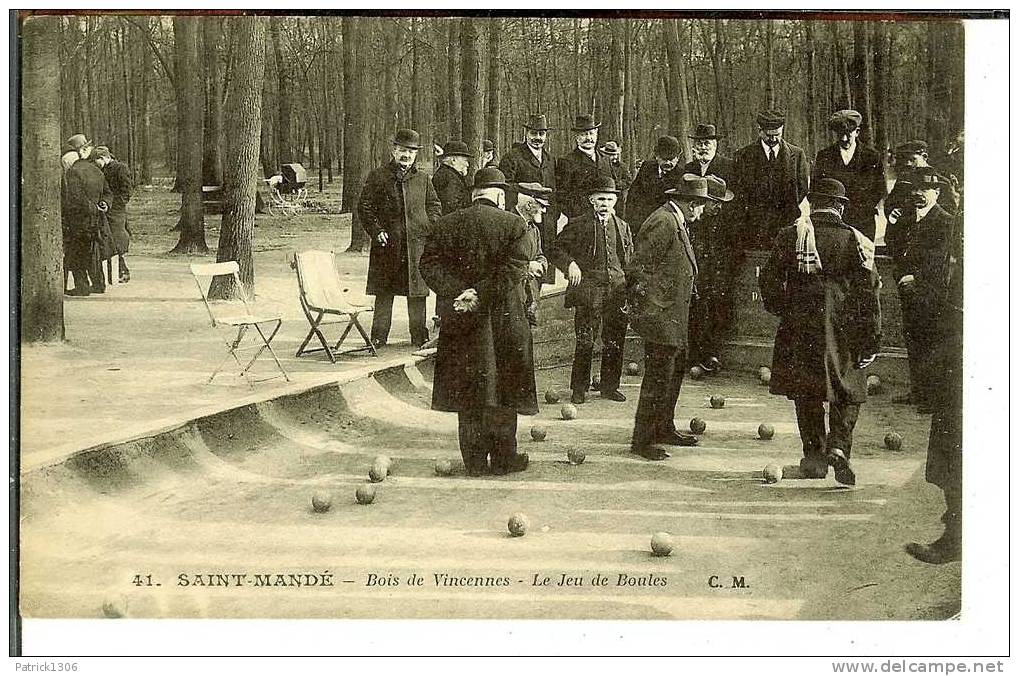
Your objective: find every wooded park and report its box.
[19,12,965,343]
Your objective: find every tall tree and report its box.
[663,20,691,159]
[764,20,776,110]
[804,21,818,154]
[21,15,64,343]
[137,16,153,184]
[871,21,889,156]
[485,18,502,145]
[342,16,369,253]
[271,18,293,166]
[209,17,266,300]
[459,18,482,169]
[849,21,872,146]
[446,20,461,140]
[169,16,208,254]
[202,17,224,185]
[604,19,624,143]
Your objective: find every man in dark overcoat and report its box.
[626,174,711,459]
[358,128,442,348]
[514,182,553,327]
[885,168,956,413]
[732,110,810,249]
[94,146,133,283]
[598,141,633,217]
[624,135,682,235]
[431,140,472,216]
[555,114,614,222]
[550,175,632,405]
[62,144,113,296]
[419,167,538,477]
[684,123,739,372]
[499,114,559,286]
[811,110,886,241]
[759,178,881,486]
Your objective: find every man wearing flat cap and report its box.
[420,167,538,477]
[500,114,560,287]
[556,113,614,222]
[811,110,886,241]
[358,127,442,348]
[598,140,633,217]
[551,175,633,405]
[514,182,553,327]
[684,123,739,373]
[432,140,472,216]
[759,178,882,486]
[732,110,809,249]
[626,173,711,459]
[625,135,683,234]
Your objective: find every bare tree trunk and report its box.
[209,17,266,300]
[446,20,461,140]
[432,18,448,143]
[764,20,776,110]
[486,18,501,145]
[411,17,434,170]
[202,18,225,185]
[21,15,65,343]
[342,16,369,252]
[137,16,152,183]
[872,21,889,156]
[849,21,872,146]
[460,18,482,173]
[381,18,400,142]
[805,21,818,155]
[169,16,208,254]
[622,19,632,164]
[271,18,292,166]
[663,20,690,158]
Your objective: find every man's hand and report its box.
[376,231,389,246]
[856,353,877,369]
[453,288,479,313]
[897,274,915,289]
[567,261,582,287]
[887,208,902,225]
[528,260,544,278]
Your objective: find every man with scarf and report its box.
[550,175,632,405]
[759,178,882,486]
[358,128,442,348]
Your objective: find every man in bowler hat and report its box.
[625,135,683,233]
[556,113,614,221]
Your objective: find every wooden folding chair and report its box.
[190,261,290,384]
[292,250,377,362]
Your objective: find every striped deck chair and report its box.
[292,250,377,362]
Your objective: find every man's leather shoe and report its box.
[492,453,529,475]
[632,446,671,461]
[600,389,626,402]
[700,356,722,373]
[800,456,829,479]
[827,448,856,486]
[905,539,961,564]
[570,391,586,405]
[65,287,90,297]
[659,430,698,446]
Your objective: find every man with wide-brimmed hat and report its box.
[732,109,810,248]
[550,175,633,405]
[598,140,633,216]
[811,110,886,241]
[625,135,683,234]
[420,166,538,477]
[499,113,559,286]
[432,140,472,216]
[555,113,614,221]
[759,178,881,486]
[358,127,442,348]
[626,173,714,459]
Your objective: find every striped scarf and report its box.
[795,209,875,274]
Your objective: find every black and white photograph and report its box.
[11,8,1010,662]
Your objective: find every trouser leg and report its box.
[631,342,676,450]
[898,288,925,401]
[370,293,395,344]
[571,305,598,394]
[487,406,519,472]
[794,398,827,458]
[827,397,861,458]
[457,410,489,475]
[599,299,628,391]
[407,296,429,346]
[661,347,688,434]
[118,254,130,280]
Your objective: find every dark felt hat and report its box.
[585,175,619,195]
[909,166,949,188]
[894,140,929,157]
[392,128,423,150]
[599,141,622,155]
[524,114,552,131]
[807,178,850,203]
[689,124,718,140]
[756,110,786,130]
[66,133,92,150]
[442,140,470,157]
[704,174,733,202]
[482,139,496,153]
[665,173,713,201]
[517,181,553,206]
[654,135,682,159]
[829,109,863,133]
[571,113,600,132]
[473,166,509,190]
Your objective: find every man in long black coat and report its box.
[732,110,810,249]
[811,110,886,241]
[431,140,472,216]
[499,114,559,286]
[94,146,133,283]
[419,167,538,477]
[62,148,113,296]
[555,114,614,222]
[624,135,682,235]
[626,174,710,459]
[550,175,632,405]
[759,179,882,486]
[358,128,442,348]
[684,124,739,372]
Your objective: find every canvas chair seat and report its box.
[190,261,289,384]
[293,250,378,362]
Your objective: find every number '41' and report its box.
[132,574,155,586]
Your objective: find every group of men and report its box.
[356,108,963,564]
[60,133,134,296]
